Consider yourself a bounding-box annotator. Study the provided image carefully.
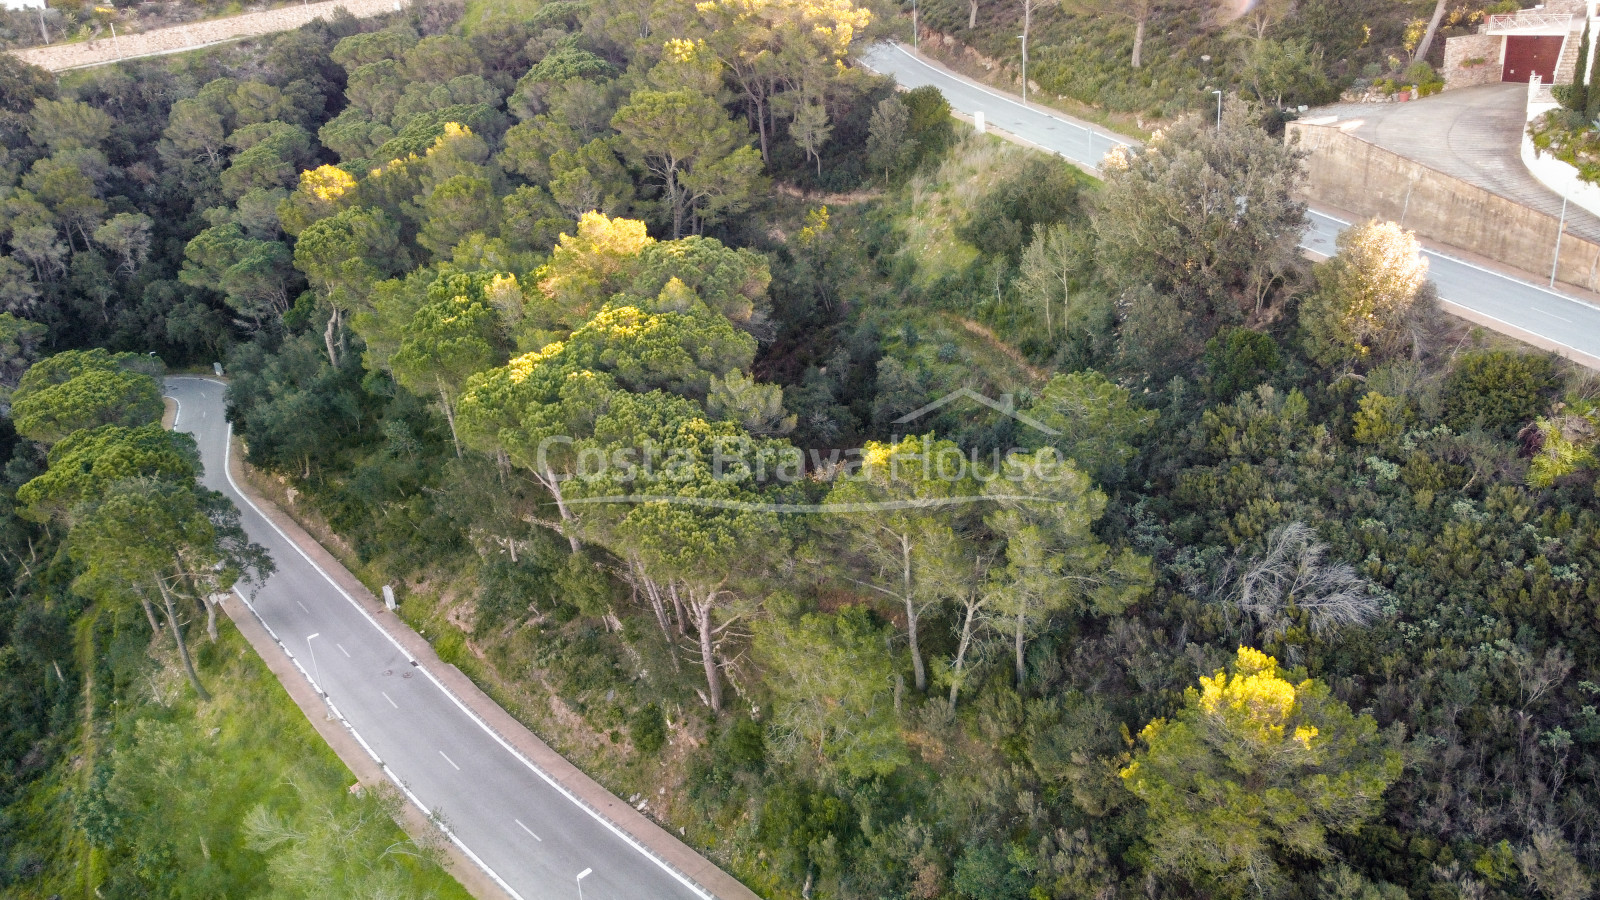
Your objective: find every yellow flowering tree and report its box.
[1121,647,1401,896]
[277,165,359,236]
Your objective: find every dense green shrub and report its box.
[1440,350,1561,437]
[955,156,1082,261]
[630,703,667,754]
[1203,327,1283,399]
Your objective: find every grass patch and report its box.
[895,133,1020,286]
[7,609,470,899]
[460,0,537,32]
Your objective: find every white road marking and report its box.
[337,643,351,657]
[515,819,543,841]
[381,691,398,709]
[440,750,461,771]
[1533,307,1573,323]
[295,600,309,613]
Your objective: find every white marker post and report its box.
[974,110,985,134]
[306,633,323,696]
[382,585,396,611]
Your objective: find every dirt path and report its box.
[10,0,398,72]
[951,315,1047,382]
[775,182,885,205]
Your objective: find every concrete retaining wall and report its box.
[10,0,399,71]
[1443,33,1503,90]
[1288,120,1600,291]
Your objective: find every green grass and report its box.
[460,0,539,33]
[6,611,472,900]
[895,134,1016,286]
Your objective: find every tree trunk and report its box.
[1014,609,1026,686]
[968,0,978,29]
[637,560,672,641]
[905,593,926,692]
[670,581,688,635]
[669,171,686,240]
[900,535,927,692]
[206,596,219,642]
[537,467,582,553]
[323,305,342,368]
[1131,15,1146,69]
[756,93,770,163]
[438,382,462,459]
[1412,0,1448,65]
[139,591,163,637]
[694,595,722,714]
[157,578,210,702]
[949,599,977,708]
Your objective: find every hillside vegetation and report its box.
[0,0,1596,899]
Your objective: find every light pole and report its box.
[1213,89,1223,129]
[1018,33,1028,105]
[1551,192,1570,288]
[912,0,918,51]
[306,632,323,697]
[576,868,592,900]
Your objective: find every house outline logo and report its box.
[892,387,1061,437]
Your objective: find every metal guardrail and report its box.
[1485,11,1577,33]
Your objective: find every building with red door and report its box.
[1443,1,1591,92]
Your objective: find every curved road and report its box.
[166,376,709,900]
[860,41,1600,366]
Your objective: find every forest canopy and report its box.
[0,0,1597,899]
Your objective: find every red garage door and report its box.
[1503,35,1565,83]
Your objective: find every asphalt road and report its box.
[165,376,707,900]
[859,41,1600,364]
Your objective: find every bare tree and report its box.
[1228,522,1380,640]
[1518,827,1593,900]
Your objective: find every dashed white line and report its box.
[515,819,543,841]
[381,691,398,709]
[295,600,309,613]
[1533,307,1573,323]
[337,642,351,657]
[440,750,461,771]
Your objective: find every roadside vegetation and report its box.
[0,343,467,897]
[0,0,1598,899]
[1534,22,1600,186]
[911,0,1521,123]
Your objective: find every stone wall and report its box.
[1443,33,1503,90]
[1288,120,1600,291]
[10,0,398,71]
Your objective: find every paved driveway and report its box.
[1305,83,1600,243]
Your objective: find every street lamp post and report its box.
[306,632,323,697]
[576,868,593,900]
[1551,192,1570,288]
[1213,89,1223,129]
[912,0,918,51]
[1019,33,1028,105]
